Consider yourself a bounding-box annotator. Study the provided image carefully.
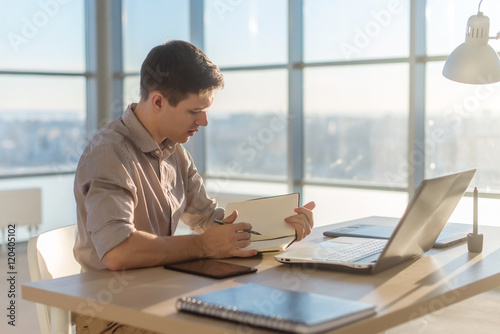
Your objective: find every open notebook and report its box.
[225,193,299,252]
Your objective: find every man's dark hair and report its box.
[140,40,224,106]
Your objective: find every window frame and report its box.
[4,0,496,201]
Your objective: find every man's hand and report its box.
[101,204,312,271]
[198,210,258,258]
[102,211,257,271]
[284,201,316,241]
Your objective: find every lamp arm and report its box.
[489,32,500,40]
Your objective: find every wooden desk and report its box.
[22,222,500,334]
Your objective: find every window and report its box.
[0,75,86,174]
[204,0,288,67]
[206,69,288,182]
[203,0,289,192]
[0,0,86,175]
[304,64,409,187]
[5,0,500,242]
[122,0,190,73]
[122,0,190,107]
[426,62,500,192]
[1,0,85,72]
[426,0,500,57]
[199,0,500,226]
[0,0,86,240]
[304,0,409,62]
[426,0,500,194]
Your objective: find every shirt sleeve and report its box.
[76,143,138,260]
[178,147,224,233]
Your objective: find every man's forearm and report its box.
[101,230,205,271]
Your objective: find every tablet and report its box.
[164,259,257,279]
[323,217,469,248]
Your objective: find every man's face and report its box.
[158,92,213,144]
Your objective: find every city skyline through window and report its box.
[2,1,500,239]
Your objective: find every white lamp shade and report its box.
[443,12,500,84]
[443,42,500,84]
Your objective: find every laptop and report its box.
[275,169,477,274]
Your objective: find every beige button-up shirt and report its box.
[73,104,223,271]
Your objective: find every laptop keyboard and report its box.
[315,239,387,262]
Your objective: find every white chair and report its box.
[27,224,81,334]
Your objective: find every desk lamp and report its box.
[442,1,500,84]
[442,1,495,253]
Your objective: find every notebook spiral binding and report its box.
[176,296,297,331]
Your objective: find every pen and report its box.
[213,219,261,235]
[473,187,478,235]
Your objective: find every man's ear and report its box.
[150,92,165,110]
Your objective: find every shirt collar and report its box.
[122,103,177,157]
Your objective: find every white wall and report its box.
[0,174,76,243]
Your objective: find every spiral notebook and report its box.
[176,283,376,334]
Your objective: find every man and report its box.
[73,40,315,333]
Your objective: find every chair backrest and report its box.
[27,224,81,334]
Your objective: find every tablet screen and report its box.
[164,259,257,279]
